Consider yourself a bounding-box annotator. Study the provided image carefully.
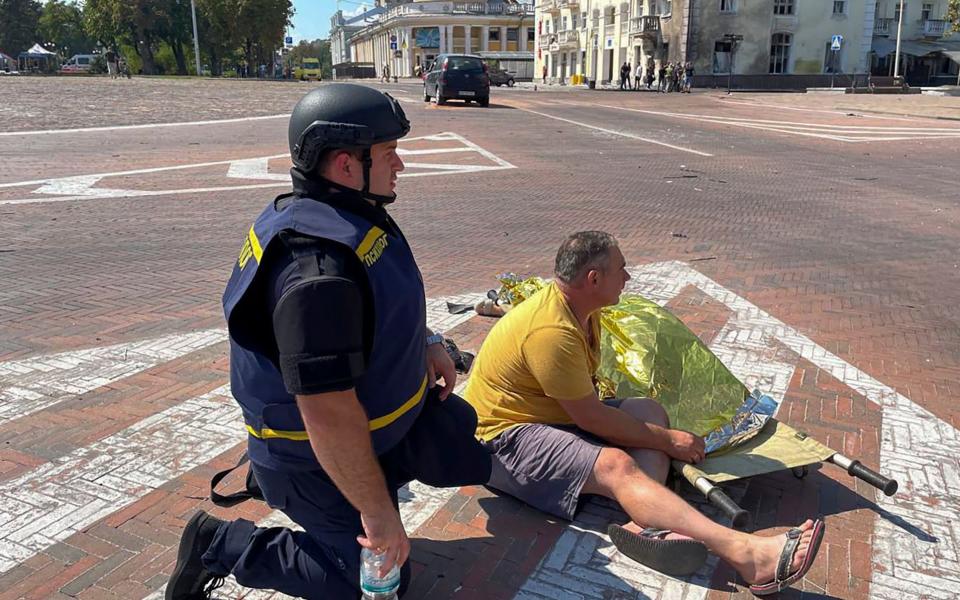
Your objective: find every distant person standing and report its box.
[105,50,118,79]
[619,62,629,90]
[657,62,667,92]
[664,62,674,92]
[683,61,694,93]
[542,63,548,84]
[634,63,643,90]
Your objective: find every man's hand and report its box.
[357,508,410,577]
[666,430,706,463]
[426,342,456,400]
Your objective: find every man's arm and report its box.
[555,392,702,463]
[297,389,409,573]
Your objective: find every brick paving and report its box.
[0,78,958,599]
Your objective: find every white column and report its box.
[465,25,472,53]
[405,27,413,76]
[439,25,447,53]
[500,26,509,49]
[482,25,490,51]
[448,26,455,51]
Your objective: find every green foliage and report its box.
[948,0,960,32]
[0,0,42,55]
[39,0,95,57]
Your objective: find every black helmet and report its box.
[288,84,410,204]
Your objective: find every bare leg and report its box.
[584,399,818,585]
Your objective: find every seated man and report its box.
[465,231,824,595]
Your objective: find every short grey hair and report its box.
[554,231,618,284]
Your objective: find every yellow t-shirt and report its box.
[466,282,600,441]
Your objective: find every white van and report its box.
[60,54,96,73]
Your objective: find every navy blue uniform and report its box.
[202,178,490,598]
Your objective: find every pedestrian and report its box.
[645,63,654,89]
[542,63,548,84]
[664,62,674,92]
[673,62,682,92]
[382,62,391,83]
[164,84,492,600]
[683,61,694,93]
[619,61,629,90]
[105,49,118,79]
[657,61,667,92]
[634,62,643,91]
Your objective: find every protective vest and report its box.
[222,193,428,471]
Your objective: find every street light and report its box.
[723,33,743,94]
[893,0,905,82]
[190,0,202,76]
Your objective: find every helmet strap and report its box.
[357,147,396,205]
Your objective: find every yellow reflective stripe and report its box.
[355,226,386,258]
[248,226,264,264]
[245,374,428,440]
[245,424,310,441]
[368,374,428,431]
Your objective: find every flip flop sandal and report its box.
[607,525,709,576]
[749,518,826,596]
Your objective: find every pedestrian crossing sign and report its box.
[831,35,843,51]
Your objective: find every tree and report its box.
[948,0,959,32]
[289,38,332,79]
[39,0,95,58]
[0,0,42,56]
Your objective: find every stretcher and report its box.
[496,275,899,529]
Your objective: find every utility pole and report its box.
[893,0,905,82]
[190,0,202,76]
[723,33,742,94]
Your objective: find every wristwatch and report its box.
[426,332,444,346]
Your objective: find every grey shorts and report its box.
[482,399,622,521]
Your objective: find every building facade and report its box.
[349,0,535,79]
[330,7,385,66]
[870,0,958,85]
[536,0,898,86]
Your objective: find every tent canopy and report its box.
[19,43,56,58]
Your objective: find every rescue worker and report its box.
[166,84,491,599]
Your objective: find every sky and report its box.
[291,0,375,42]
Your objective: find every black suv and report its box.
[423,54,490,107]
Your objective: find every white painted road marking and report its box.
[575,101,960,143]
[0,114,288,138]
[0,132,516,206]
[519,108,715,157]
[0,329,227,427]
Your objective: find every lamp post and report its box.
[893,0,905,82]
[190,0,202,76]
[723,33,742,94]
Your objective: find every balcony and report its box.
[542,0,561,15]
[629,15,661,38]
[873,17,894,35]
[923,19,946,37]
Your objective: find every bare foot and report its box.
[732,519,817,586]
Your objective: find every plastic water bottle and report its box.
[360,547,400,599]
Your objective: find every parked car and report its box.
[60,54,96,74]
[423,54,490,107]
[487,67,515,87]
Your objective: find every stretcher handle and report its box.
[706,488,751,529]
[830,453,898,496]
[849,461,898,496]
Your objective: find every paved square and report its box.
[0,77,958,600]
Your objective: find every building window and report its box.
[489,29,500,41]
[921,3,932,20]
[571,13,578,28]
[774,0,794,15]
[528,28,536,42]
[562,16,568,29]
[713,40,732,73]
[833,1,845,15]
[894,2,906,22]
[823,42,842,72]
[720,0,736,13]
[507,27,519,41]
[769,32,791,73]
